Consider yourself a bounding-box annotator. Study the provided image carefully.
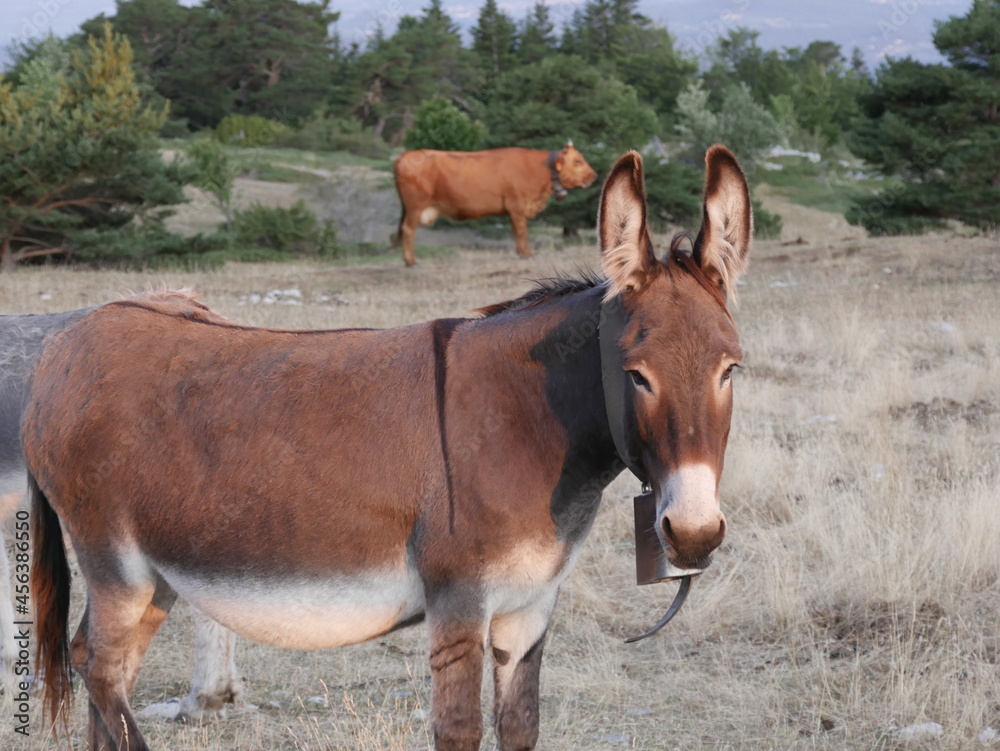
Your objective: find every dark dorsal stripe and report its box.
[430,318,466,534]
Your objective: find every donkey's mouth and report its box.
[658,561,705,581]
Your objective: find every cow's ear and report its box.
[693,144,752,297]
[599,151,658,299]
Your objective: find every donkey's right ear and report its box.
[599,151,658,299]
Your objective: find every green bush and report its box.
[215,114,287,147]
[752,199,783,240]
[233,200,337,256]
[846,194,946,236]
[404,96,486,151]
[272,115,391,159]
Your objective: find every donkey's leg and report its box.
[427,607,488,751]
[81,580,163,751]
[177,609,243,721]
[122,578,176,695]
[489,590,558,751]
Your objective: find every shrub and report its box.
[233,200,338,256]
[215,114,287,147]
[404,96,486,151]
[846,195,946,236]
[752,199,783,240]
[272,115,391,159]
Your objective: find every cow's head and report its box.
[553,140,598,190]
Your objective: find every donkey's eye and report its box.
[628,370,651,391]
[721,364,741,384]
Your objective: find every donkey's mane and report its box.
[477,270,606,317]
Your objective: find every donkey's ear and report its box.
[599,151,658,298]
[694,144,752,297]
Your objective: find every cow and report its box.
[391,141,598,266]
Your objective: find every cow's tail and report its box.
[392,205,406,250]
[29,473,72,733]
[391,157,407,250]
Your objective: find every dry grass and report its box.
[1,210,999,750]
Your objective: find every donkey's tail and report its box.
[29,473,72,731]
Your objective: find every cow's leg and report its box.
[427,602,488,751]
[509,214,532,258]
[0,491,21,691]
[489,590,557,751]
[80,578,166,751]
[177,610,243,721]
[400,209,421,267]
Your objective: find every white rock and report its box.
[891,722,944,742]
[136,698,181,720]
[926,321,955,333]
[305,695,328,707]
[600,733,630,745]
[40,293,53,300]
[979,727,999,744]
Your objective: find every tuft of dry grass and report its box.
[1,214,999,750]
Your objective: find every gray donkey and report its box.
[1,309,242,720]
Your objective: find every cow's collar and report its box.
[548,151,568,200]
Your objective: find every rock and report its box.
[979,727,999,745]
[891,722,944,742]
[136,698,181,720]
[600,733,630,745]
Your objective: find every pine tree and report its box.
[848,0,1000,233]
[517,2,557,65]
[471,0,518,99]
[0,26,188,271]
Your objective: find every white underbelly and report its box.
[160,567,426,649]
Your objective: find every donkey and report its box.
[25,146,752,751]
[0,308,242,718]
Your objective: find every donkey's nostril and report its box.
[660,514,674,545]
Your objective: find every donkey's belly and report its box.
[162,568,426,649]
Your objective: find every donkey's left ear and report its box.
[599,151,658,299]
[694,144,752,297]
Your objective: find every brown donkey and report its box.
[25,146,752,751]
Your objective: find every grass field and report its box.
[1,195,999,750]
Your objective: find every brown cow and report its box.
[392,141,597,266]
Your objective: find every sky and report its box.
[2,0,972,70]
